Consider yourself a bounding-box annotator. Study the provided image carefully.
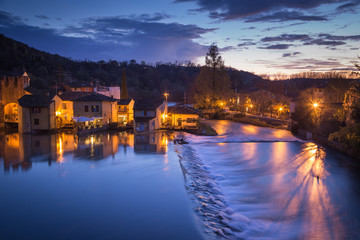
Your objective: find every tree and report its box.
[206,43,224,100]
[194,44,231,108]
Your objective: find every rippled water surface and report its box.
[175,120,360,239]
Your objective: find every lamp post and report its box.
[164,92,169,104]
[312,101,321,139]
[163,92,169,127]
[279,107,283,119]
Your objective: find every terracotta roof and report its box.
[133,99,164,110]
[18,94,52,107]
[118,99,132,105]
[168,106,201,115]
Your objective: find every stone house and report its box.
[56,92,117,127]
[17,94,56,133]
[133,99,167,133]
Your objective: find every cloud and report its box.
[237,41,256,47]
[219,46,236,52]
[34,15,49,20]
[261,34,311,42]
[260,44,292,49]
[246,11,327,22]
[318,33,360,41]
[305,39,346,46]
[133,13,171,22]
[260,33,359,48]
[0,11,215,63]
[175,0,356,21]
[282,52,301,57]
[336,1,360,11]
[256,58,346,71]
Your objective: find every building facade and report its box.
[133,99,167,133]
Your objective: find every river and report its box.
[1,120,359,239]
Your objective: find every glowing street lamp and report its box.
[164,92,169,102]
[313,102,318,108]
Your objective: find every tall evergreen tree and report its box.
[205,43,224,100]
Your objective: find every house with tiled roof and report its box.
[133,98,167,133]
[55,92,117,128]
[17,94,56,133]
[168,106,201,129]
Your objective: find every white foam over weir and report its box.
[174,121,356,239]
[186,120,303,144]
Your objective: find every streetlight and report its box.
[164,92,169,102]
[313,102,318,108]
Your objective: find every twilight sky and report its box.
[0,0,359,75]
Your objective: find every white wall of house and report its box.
[96,86,120,99]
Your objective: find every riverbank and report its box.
[212,116,359,160]
[224,114,288,129]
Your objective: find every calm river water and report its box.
[1,120,360,240]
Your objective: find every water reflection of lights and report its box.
[281,142,340,239]
[56,135,64,163]
[242,124,259,134]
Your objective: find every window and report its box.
[118,106,122,111]
[32,107,41,113]
[34,118,39,125]
[144,110,147,116]
[62,103,67,109]
[85,105,89,112]
[187,118,196,123]
[124,106,127,111]
[92,105,99,112]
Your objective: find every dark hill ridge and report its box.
[0,34,266,101]
[1,34,356,101]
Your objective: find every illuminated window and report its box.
[92,105,99,112]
